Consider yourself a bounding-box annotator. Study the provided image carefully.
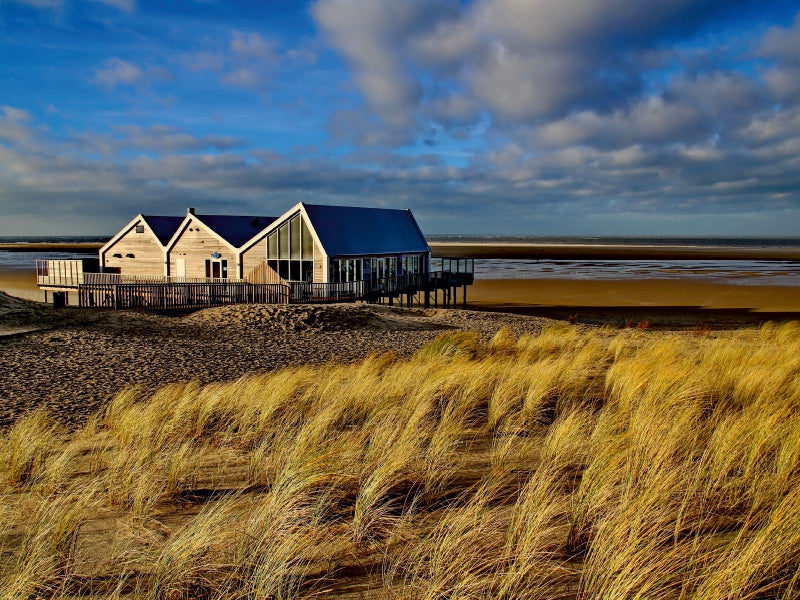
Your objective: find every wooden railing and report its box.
[36,259,85,288]
[71,266,473,310]
[78,281,289,310]
[83,273,240,285]
[290,280,365,303]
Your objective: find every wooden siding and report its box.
[240,241,266,278]
[313,239,325,283]
[103,220,166,277]
[169,219,237,278]
[243,261,286,285]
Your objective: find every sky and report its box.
[1,0,800,237]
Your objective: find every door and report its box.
[176,258,186,278]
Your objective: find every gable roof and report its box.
[193,214,277,248]
[301,203,430,256]
[141,215,184,246]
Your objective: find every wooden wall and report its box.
[103,220,166,277]
[240,240,266,278]
[169,219,237,278]
[313,239,325,283]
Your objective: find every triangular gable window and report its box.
[265,214,314,281]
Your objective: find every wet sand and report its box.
[467,278,800,313]
[464,278,800,329]
[0,242,101,253]
[430,242,800,261]
[3,241,799,260]
[0,267,42,302]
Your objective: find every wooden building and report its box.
[99,209,276,280]
[99,214,184,277]
[39,203,471,310]
[98,203,431,284]
[248,202,431,284]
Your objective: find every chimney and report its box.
[187,207,195,215]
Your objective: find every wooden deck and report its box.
[37,258,475,311]
[78,281,290,310]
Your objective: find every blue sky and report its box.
[1,0,799,236]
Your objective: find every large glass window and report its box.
[279,223,289,257]
[290,216,301,260]
[330,259,363,283]
[301,219,313,260]
[265,215,316,281]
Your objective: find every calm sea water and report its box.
[428,235,800,286]
[3,235,800,286]
[0,236,107,270]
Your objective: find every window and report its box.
[290,216,301,260]
[279,223,289,257]
[135,225,144,233]
[301,218,313,260]
[329,259,362,283]
[265,214,316,281]
[267,233,277,259]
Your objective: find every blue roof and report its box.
[196,214,277,247]
[302,203,429,256]
[141,215,184,246]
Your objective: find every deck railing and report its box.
[40,257,474,310]
[83,273,240,285]
[78,281,289,310]
[36,259,85,288]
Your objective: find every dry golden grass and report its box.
[2,321,800,598]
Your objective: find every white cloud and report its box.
[312,0,448,130]
[222,68,265,90]
[230,31,277,61]
[760,12,800,65]
[94,58,143,89]
[90,0,135,12]
[1,106,33,122]
[6,0,63,8]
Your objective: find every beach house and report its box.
[100,209,277,280]
[98,202,431,284]
[38,202,470,309]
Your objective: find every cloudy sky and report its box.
[1,0,799,236]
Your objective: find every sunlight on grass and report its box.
[1,322,799,598]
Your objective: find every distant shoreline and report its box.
[0,242,101,253]
[430,242,800,261]
[3,241,800,261]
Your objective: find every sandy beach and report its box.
[2,243,798,428]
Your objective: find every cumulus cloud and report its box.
[5,0,63,8]
[94,57,144,89]
[230,31,277,60]
[760,12,800,64]
[90,0,135,12]
[313,0,751,133]
[3,0,800,234]
[312,0,448,130]
[179,30,313,91]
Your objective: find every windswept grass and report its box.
[2,321,800,598]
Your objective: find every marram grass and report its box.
[1,322,800,598]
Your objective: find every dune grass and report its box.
[1,321,800,598]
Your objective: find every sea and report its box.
[2,235,800,287]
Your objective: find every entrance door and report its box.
[176,258,186,278]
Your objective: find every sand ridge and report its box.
[0,292,551,428]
